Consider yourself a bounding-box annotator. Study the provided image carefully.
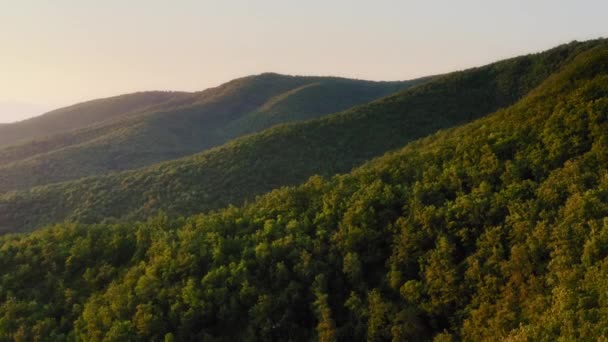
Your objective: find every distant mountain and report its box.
[0,101,52,124]
[1,39,606,341]
[0,74,424,193]
[1,39,601,233]
[0,92,191,146]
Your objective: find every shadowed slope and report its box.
[0,74,421,193]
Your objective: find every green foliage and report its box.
[2,40,602,233]
[0,40,607,340]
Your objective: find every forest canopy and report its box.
[0,41,607,340]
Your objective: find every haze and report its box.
[1,0,606,123]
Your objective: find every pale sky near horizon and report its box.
[0,0,606,123]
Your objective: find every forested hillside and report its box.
[0,40,606,341]
[0,39,601,233]
[224,78,409,136]
[0,74,415,193]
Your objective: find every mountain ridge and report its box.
[0,91,193,146]
[1,39,602,233]
[0,74,425,193]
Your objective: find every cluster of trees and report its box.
[2,39,602,234]
[0,42,607,340]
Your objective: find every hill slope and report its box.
[0,40,606,341]
[0,39,602,233]
[0,75,418,192]
[224,78,409,136]
[0,91,192,147]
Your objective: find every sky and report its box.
[0,0,606,123]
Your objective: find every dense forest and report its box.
[0,74,418,193]
[0,40,607,340]
[0,39,601,233]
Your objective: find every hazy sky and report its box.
[1,0,606,123]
